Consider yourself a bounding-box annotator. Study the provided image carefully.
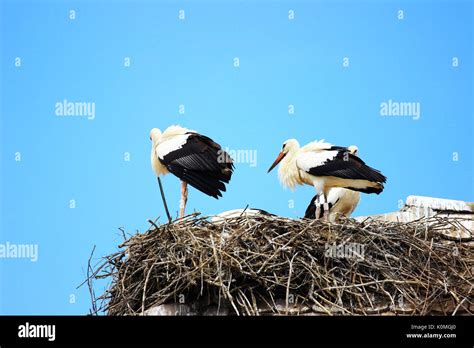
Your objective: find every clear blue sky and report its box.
[0,0,472,314]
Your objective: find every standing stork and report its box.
[150,125,234,219]
[268,140,386,220]
[304,145,361,221]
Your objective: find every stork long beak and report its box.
[267,152,286,173]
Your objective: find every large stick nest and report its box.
[92,214,473,315]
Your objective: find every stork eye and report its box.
[282,144,286,150]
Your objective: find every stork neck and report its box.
[284,144,299,161]
[277,147,300,189]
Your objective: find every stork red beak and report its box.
[267,152,286,173]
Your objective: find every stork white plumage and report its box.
[150,125,234,219]
[305,188,360,222]
[211,208,274,224]
[304,145,361,221]
[268,140,386,220]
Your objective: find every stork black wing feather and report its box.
[307,151,386,183]
[161,133,234,198]
[304,195,318,219]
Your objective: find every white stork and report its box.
[304,188,360,222]
[304,145,361,221]
[268,140,386,220]
[211,208,274,224]
[150,125,234,219]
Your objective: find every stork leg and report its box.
[315,194,322,220]
[315,192,330,221]
[322,193,330,221]
[180,181,188,219]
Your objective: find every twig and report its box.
[157,177,172,223]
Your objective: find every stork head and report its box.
[348,145,358,155]
[267,139,299,173]
[149,128,162,142]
